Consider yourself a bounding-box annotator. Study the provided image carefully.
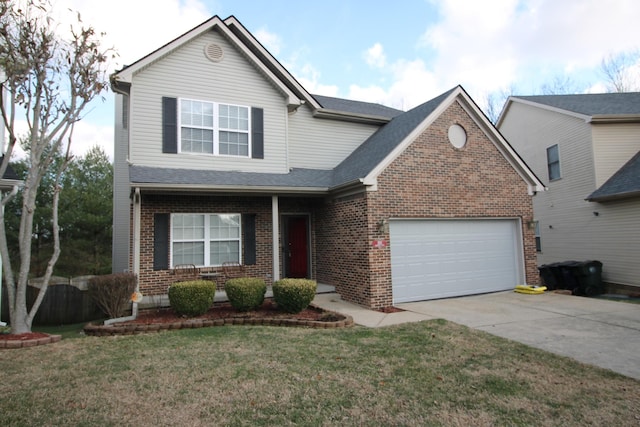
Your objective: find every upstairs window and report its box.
[547,144,561,181]
[179,99,250,157]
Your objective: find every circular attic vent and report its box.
[204,43,224,62]
[448,124,467,149]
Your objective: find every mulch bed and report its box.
[84,299,354,336]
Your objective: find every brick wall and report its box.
[316,100,538,309]
[135,194,273,296]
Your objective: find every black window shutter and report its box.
[154,213,170,270]
[251,107,264,159]
[242,214,257,265]
[162,97,178,154]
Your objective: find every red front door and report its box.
[286,216,308,278]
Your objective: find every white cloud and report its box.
[54,0,212,70]
[420,0,640,98]
[295,64,339,97]
[254,28,282,56]
[70,121,114,160]
[364,43,386,68]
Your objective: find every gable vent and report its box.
[204,43,224,62]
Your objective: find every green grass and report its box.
[34,322,89,339]
[1,320,639,426]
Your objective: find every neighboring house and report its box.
[498,93,640,292]
[110,15,544,309]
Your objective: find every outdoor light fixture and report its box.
[377,219,388,234]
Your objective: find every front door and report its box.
[285,216,309,278]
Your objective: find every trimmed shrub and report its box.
[272,278,317,313]
[225,278,266,311]
[88,273,137,319]
[168,280,216,316]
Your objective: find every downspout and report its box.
[105,187,141,325]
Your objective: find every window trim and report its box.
[177,97,252,158]
[546,144,561,181]
[170,213,242,268]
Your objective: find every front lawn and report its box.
[1,320,638,426]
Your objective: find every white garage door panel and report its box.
[391,220,521,303]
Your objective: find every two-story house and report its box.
[498,93,640,293]
[110,16,544,309]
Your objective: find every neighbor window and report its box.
[171,213,241,267]
[546,144,561,181]
[179,99,250,156]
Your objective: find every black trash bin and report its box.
[557,261,582,293]
[539,263,561,289]
[575,260,604,296]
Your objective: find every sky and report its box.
[37,0,640,159]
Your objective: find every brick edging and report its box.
[0,334,62,349]
[83,309,354,337]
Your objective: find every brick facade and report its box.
[316,100,538,309]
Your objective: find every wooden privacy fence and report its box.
[1,276,104,325]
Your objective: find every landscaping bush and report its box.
[225,278,266,311]
[88,273,137,319]
[272,278,317,313]
[168,280,216,316]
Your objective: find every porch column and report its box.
[272,195,280,282]
[132,188,141,282]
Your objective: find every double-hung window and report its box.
[171,213,241,267]
[546,144,561,181]
[179,99,250,156]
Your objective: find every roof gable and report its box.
[112,16,303,108]
[333,86,545,194]
[498,92,640,125]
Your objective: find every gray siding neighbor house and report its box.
[498,92,640,292]
[111,15,544,309]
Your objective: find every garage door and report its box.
[390,219,523,303]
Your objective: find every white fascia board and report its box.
[224,16,320,110]
[363,87,545,193]
[456,92,546,193]
[362,88,462,187]
[113,17,301,107]
[504,97,592,123]
[133,182,329,195]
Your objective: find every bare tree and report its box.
[601,50,640,92]
[0,0,113,334]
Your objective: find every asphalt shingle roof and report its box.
[515,92,640,116]
[130,166,334,189]
[332,88,456,186]
[313,94,403,120]
[587,150,640,201]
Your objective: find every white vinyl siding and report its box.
[128,29,287,173]
[112,93,131,273]
[288,104,382,169]
[592,123,640,187]
[499,101,640,288]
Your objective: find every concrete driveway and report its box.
[312,291,640,380]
